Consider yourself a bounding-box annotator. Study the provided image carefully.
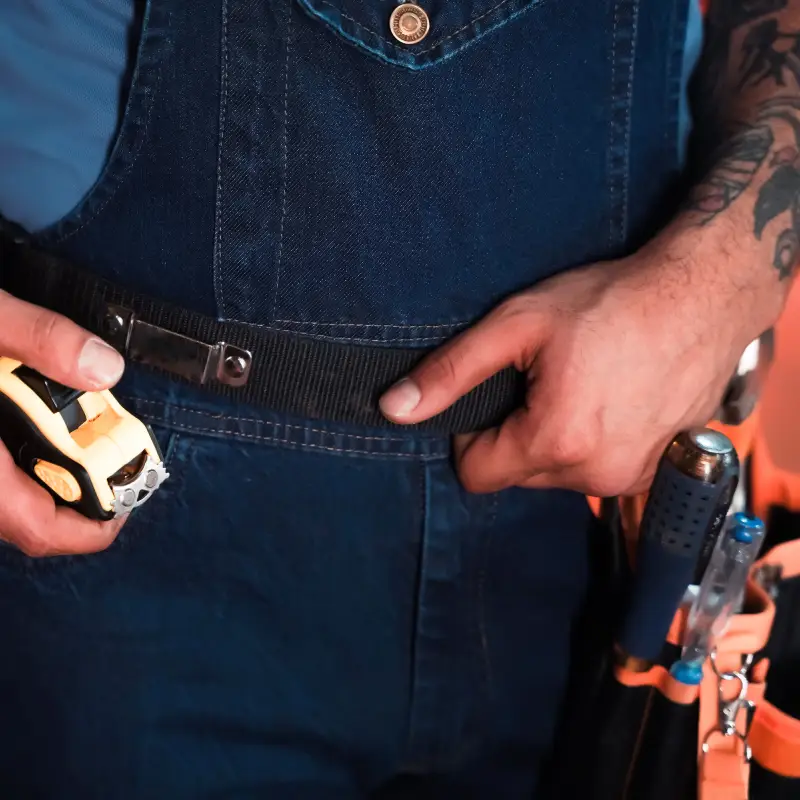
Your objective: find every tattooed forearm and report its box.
[687,98,800,278]
[713,0,788,31]
[686,125,774,222]
[739,19,800,89]
[695,0,789,111]
[687,0,800,281]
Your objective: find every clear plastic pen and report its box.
[670,512,765,685]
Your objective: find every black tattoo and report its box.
[686,125,774,223]
[712,0,788,31]
[686,0,800,280]
[739,19,800,89]
[694,0,788,116]
[686,98,800,279]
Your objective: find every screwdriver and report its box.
[616,429,740,668]
[670,512,765,684]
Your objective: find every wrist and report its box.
[631,221,787,351]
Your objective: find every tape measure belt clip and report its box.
[103,304,252,389]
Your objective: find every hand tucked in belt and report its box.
[380,221,788,496]
[382,10,800,495]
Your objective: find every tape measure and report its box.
[0,357,168,521]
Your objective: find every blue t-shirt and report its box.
[0,0,135,232]
[0,0,705,232]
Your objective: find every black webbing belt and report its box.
[0,235,524,434]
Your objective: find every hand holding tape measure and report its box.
[0,290,167,556]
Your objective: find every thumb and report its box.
[379,303,546,424]
[0,291,125,391]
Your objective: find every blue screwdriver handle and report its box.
[617,455,733,663]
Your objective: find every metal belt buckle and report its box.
[102,304,252,388]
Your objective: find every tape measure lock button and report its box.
[33,460,82,503]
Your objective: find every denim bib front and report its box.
[27,0,691,348]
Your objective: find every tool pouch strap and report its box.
[695,421,800,800]
[597,575,774,800]
[748,558,800,796]
[0,233,524,434]
[549,415,800,800]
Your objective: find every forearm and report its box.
[675,0,800,336]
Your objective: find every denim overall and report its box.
[0,0,692,796]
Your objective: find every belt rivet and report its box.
[103,312,126,338]
[223,354,249,379]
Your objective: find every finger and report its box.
[519,450,660,496]
[0,445,125,557]
[520,469,629,495]
[379,302,546,424]
[0,291,124,390]
[519,471,588,493]
[454,409,546,493]
[519,471,566,490]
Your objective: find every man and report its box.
[0,0,794,797]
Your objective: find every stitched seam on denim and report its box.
[313,0,520,55]
[477,493,499,704]
[606,0,636,248]
[263,331,456,343]
[620,0,640,244]
[664,0,686,166]
[271,0,294,320]
[161,430,181,467]
[607,2,619,247]
[125,398,441,444]
[269,323,468,341]
[274,320,466,329]
[213,0,230,316]
[404,462,429,765]
[136,417,438,457]
[51,18,165,244]
[209,318,466,343]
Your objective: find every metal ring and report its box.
[710,649,754,679]
[725,671,749,703]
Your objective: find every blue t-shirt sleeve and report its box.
[0,0,136,232]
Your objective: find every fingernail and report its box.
[380,378,421,418]
[78,338,125,387]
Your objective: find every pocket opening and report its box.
[297,0,548,69]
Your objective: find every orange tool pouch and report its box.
[544,415,800,800]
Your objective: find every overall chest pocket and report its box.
[215,0,660,341]
[296,0,546,69]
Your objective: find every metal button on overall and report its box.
[389,4,430,44]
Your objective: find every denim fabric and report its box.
[26,0,690,339]
[0,1,703,233]
[0,368,592,799]
[0,0,692,796]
